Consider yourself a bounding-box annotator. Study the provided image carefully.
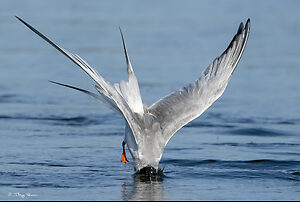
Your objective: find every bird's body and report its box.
[17,17,250,173]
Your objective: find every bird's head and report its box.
[135,166,164,181]
[139,166,157,177]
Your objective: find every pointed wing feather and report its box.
[118,28,144,114]
[16,16,142,141]
[16,16,113,95]
[49,80,122,114]
[149,19,250,145]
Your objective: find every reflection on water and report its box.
[121,174,165,201]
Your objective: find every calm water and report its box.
[1,0,300,200]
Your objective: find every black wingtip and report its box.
[119,26,126,46]
[15,15,25,24]
[118,26,132,72]
[49,80,70,88]
[49,80,86,93]
[49,80,64,87]
[245,18,251,30]
[119,26,125,43]
[48,80,57,84]
[237,18,251,35]
[119,26,125,40]
[15,16,27,26]
[15,15,22,21]
[237,22,244,34]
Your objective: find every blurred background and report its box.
[0,0,299,200]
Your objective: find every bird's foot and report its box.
[121,141,129,163]
[121,153,128,163]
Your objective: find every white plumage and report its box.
[17,16,250,171]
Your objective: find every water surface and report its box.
[0,0,300,200]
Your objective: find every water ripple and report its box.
[206,142,300,148]
[226,127,293,137]
[161,158,300,168]
[0,114,117,126]
[162,159,300,182]
[185,122,235,128]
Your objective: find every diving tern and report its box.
[16,16,250,176]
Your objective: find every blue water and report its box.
[1,0,300,200]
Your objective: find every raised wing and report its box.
[49,80,122,114]
[16,16,143,140]
[113,28,144,114]
[149,19,250,145]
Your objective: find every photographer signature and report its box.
[8,192,37,198]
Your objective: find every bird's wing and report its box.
[49,80,122,114]
[111,28,144,114]
[16,16,143,141]
[149,19,250,146]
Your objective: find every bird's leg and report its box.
[121,141,129,163]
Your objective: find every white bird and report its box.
[16,16,250,176]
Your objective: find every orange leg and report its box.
[121,141,129,163]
